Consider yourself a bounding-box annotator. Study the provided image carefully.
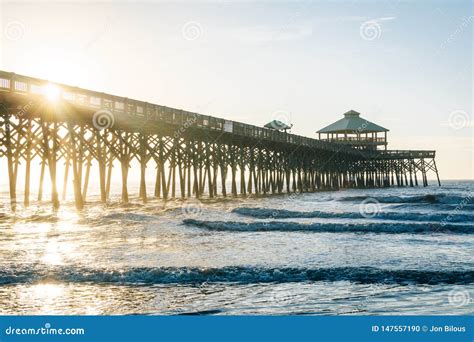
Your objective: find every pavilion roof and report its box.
[264,120,292,130]
[317,110,388,133]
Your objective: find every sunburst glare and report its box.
[44,83,61,102]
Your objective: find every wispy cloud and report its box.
[321,16,367,22]
[316,16,396,23]
[232,24,312,43]
[230,16,396,43]
[376,17,397,21]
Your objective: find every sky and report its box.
[0,0,472,180]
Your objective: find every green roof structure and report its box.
[317,110,388,134]
[264,120,292,131]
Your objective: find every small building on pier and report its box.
[317,110,388,150]
[264,120,293,132]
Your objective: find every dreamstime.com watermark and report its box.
[448,110,472,130]
[448,289,472,307]
[92,109,115,130]
[4,322,85,336]
[359,197,381,219]
[359,20,382,41]
[174,113,198,139]
[3,20,25,41]
[182,21,203,41]
[359,17,395,41]
[440,193,472,226]
[437,15,474,54]
[16,101,34,118]
[270,110,292,130]
[181,198,204,218]
[261,191,299,227]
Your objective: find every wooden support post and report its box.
[38,159,46,202]
[193,149,199,199]
[221,163,227,197]
[154,163,161,197]
[121,159,129,202]
[24,119,33,207]
[43,121,60,209]
[67,122,84,210]
[421,159,427,187]
[433,159,441,186]
[247,168,253,194]
[50,123,59,209]
[62,159,70,200]
[4,115,17,211]
[177,145,185,199]
[82,155,92,200]
[171,163,176,199]
[198,166,203,195]
[120,132,130,203]
[96,130,107,203]
[186,162,191,197]
[240,148,246,195]
[205,144,213,198]
[139,134,147,202]
[105,135,115,200]
[166,164,173,198]
[297,168,303,192]
[210,144,217,197]
[240,164,246,196]
[78,126,84,188]
[286,169,291,193]
[159,138,168,200]
[292,170,297,192]
[231,165,237,196]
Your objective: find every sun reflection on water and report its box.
[14,283,104,315]
[41,241,63,265]
[18,283,66,315]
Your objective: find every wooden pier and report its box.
[0,71,440,210]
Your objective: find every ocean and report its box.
[0,180,472,315]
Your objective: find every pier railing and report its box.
[374,150,436,159]
[319,137,386,143]
[0,71,437,161]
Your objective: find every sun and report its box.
[44,83,61,102]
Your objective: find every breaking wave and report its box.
[183,219,473,234]
[388,203,474,212]
[338,194,472,205]
[232,207,474,223]
[1,265,472,285]
[102,212,155,222]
